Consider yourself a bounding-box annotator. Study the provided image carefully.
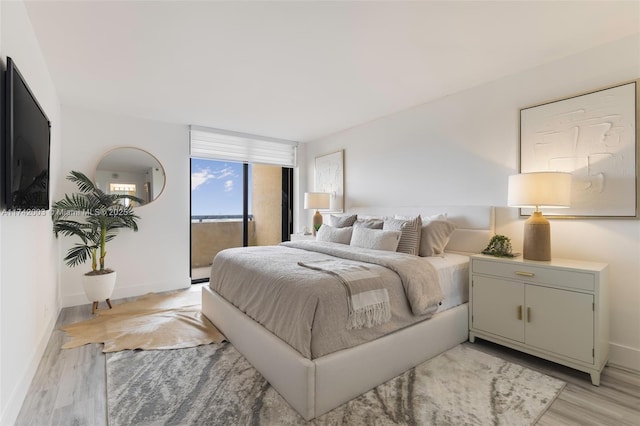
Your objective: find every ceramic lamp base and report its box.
[312,210,323,235]
[523,211,551,261]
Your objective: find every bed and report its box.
[202,205,494,420]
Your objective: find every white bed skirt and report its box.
[202,285,469,420]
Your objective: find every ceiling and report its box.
[24,1,640,142]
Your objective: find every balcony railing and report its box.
[191,214,254,223]
[191,215,257,269]
[191,212,283,281]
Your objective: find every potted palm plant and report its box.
[52,171,142,313]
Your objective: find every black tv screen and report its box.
[4,56,51,210]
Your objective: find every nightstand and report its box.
[468,254,609,385]
[290,233,316,241]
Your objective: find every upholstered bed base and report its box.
[202,206,493,419]
[202,285,469,420]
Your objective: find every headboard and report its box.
[347,205,495,254]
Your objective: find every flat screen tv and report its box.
[4,56,51,210]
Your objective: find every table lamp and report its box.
[507,172,571,261]
[304,192,330,235]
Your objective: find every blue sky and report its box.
[191,159,251,216]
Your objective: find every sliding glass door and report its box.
[189,125,297,283]
[190,158,292,283]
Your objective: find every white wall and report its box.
[0,2,62,424]
[304,35,640,373]
[58,106,191,306]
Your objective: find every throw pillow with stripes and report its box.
[383,215,422,255]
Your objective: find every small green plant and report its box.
[482,235,515,257]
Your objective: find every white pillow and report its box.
[350,227,401,252]
[395,213,447,222]
[423,213,448,222]
[316,224,353,245]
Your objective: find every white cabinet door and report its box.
[525,285,594,364]
[472,276,524,342]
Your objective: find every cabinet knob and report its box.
[517,305,523,320]
[515,271,535,277]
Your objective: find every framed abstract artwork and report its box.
[519,80,639,218]
[315,150,344,212]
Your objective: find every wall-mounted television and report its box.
[3,56,51,210]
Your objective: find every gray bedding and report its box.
[209,240,443,359]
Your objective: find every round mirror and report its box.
[95,147,166,207]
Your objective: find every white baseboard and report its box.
[0,309,58,426]
[61,277,192,308]
[608,342,640,374]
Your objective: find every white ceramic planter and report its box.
[82,270,117,302]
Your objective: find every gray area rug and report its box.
[106,343,564,425]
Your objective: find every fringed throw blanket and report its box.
[285,241,443,317]
[298,260,391,329]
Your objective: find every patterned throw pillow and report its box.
[350,227,401,252]
[383,215,422,255]
[329,214,358,228]
[316,224,353,245]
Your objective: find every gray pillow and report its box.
[419,220,456,257]
[383,216,422,256]
[354,218,384,229]
[329,214,358,228]
[316,224,353,245]
[350,227,401,252]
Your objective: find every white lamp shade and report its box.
[304,192,330,210]
[508,172,572,208]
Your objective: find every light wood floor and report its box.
[15,299,640,425]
